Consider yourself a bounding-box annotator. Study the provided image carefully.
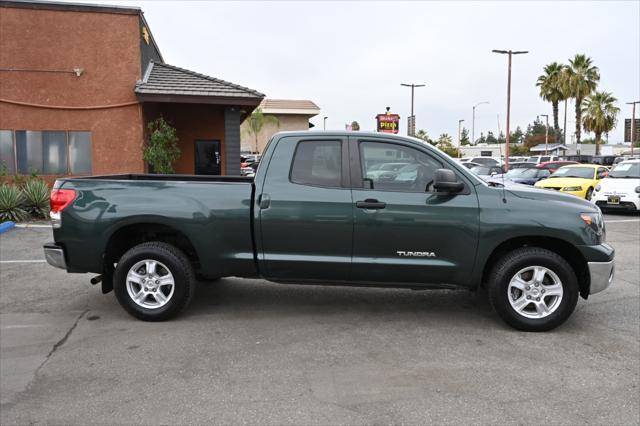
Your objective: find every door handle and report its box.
[356,199,386,209]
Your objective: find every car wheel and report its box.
[114,242,196,321]
[585,187,594,200]
[488,247,579,332]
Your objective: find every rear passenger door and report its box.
[258,135,353,281]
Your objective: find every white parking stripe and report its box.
[606,219,640,223]
[15,224,52,228]
[0,260,47,263]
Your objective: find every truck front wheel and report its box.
[488,247,579,332]
[114,242,196,321]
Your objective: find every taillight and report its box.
[50,189,76,228]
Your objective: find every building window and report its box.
[0,130,15,175]
[69,132,92,175]
[10,130,92,175]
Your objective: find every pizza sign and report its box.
[376,113,400,134]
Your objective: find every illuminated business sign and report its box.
[376,113,400,134]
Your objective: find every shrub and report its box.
[143,117,181,174]
[0,184,28,222]
[21,179,50,219]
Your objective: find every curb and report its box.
[0,221,16,234]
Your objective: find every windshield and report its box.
[518,168,546,178]
[549,167,594,179]
[507,168,529,178]
[608,162,640,178]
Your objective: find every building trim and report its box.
[136,94,263,107]
[0,98,139,110]
[0,0,140,15]
[261,108,320,116]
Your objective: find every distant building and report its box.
[241,99,320,153]
[0,0,264,178]
[459,144,506,158]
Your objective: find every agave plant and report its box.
[21,179,50,219]
[0,184,28,222]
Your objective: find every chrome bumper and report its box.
[43,244,67,270]
[588,260,614,294]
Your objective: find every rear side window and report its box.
[290,140,342,187]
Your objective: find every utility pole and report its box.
[539,114,549,154]
[627,101,639,156]
[323,116,328,130]
[472,101,489,145]
[492,49,528,171]
[401,83,425,136]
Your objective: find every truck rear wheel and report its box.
[488,247,579,332]
[114,242,195,321]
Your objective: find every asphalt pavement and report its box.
[1,214,638,425]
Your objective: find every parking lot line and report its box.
[14,224,52,228]
[605,219,640,223]
[0,260,47,264]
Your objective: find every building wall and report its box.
[145,103,226,174]
[0,5,145,176]
[241,114,311,153]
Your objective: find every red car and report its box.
[536,160,579,173]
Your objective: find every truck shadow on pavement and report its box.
[184,277,502,328]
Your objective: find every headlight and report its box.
[595,185,601,192]
[581,212,605,243]
[563,186,583,191]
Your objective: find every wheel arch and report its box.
[101,222,200,293]
[480,236,590,299]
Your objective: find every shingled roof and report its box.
[259,99,320,115]
[135,61,265,104]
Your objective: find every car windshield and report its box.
[518,168,544,178]
[506,168,528,178]
[549,167,594,179]
[608,163,640,178]
[470,166,491,175]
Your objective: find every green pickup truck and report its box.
[44,131,614,331]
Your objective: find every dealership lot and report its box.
[1,215,638,425]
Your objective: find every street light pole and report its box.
[539,114,549,154]
[401,83,425,136]
[627,101,640,156]
[492,49,528,171]
[472,101,489,145]
[323,116,328,130]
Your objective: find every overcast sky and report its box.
[86,0,639,142]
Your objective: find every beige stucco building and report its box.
[241,99,320,153]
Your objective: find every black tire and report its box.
[585,187,594,200]
[488,247,579,332]
[114,242,195,321]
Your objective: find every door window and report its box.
[359,141,442,192]
[290,140,342,187]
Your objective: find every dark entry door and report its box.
[194,140,221,175]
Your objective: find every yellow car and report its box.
[534,164,609,199]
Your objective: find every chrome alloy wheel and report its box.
[125,259,175,309]
[507,266,563,319]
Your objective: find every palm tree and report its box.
[582,91,620,155]
[243,108,279,153]
[536,62,566,132]
[565,54,600,144]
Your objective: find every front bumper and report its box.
[43,243,67,270]
[588,260,614,294]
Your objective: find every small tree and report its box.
[244,108,279,153]
[143,117,180,174]
[435,133,460,157]
[351,121,360,131]
[460,127,470,145]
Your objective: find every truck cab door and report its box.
[257,135,352,281]
[349,137,480,287]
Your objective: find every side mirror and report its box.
[433,169,464,193]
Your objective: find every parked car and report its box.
[461,156,501,166]
[509,162,537,169]
[613,155,640,165]
[508,156,529,163]
[44,131,613,331]
[536,160,579,173]
[507,168,552,185]
[365,162,410,180]
[591,159,640,212]
[527,155,560,164]
[590,155,617,166]
[461,161,482,169]
[564,155,594,164]
[535,164,609,199]
[469,165,505,180]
